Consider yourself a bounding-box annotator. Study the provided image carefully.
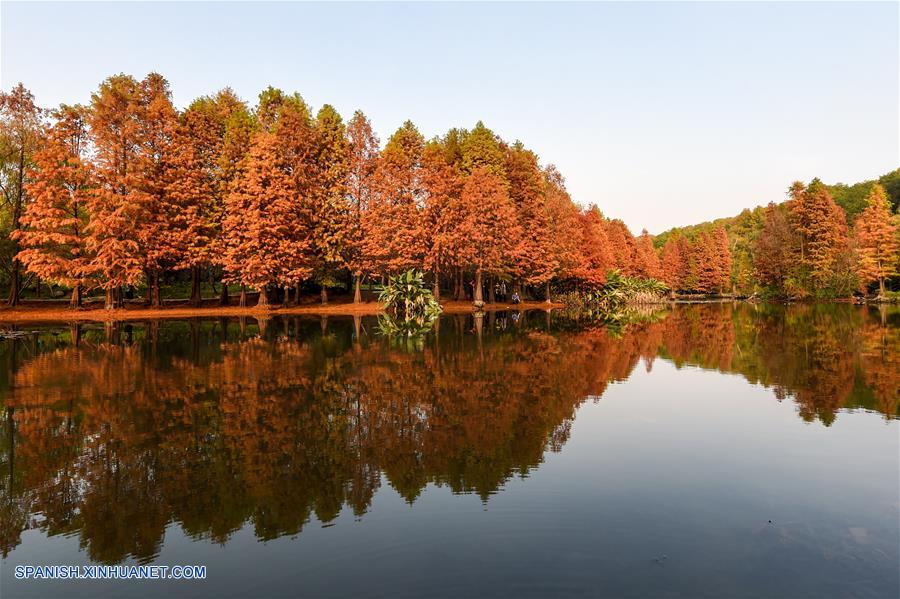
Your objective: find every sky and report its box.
[2,1,897,233]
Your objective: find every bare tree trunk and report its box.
[239,285,247,308]
[105,288,117,310]
[283,285,291,307]
[354,272,362,303]
[545,281,552,304]
[6,263,20,307]
[256,286,270,309]
[295,280,302,304]
[320,286,328,305]
[149,270,162,308]
[70,285,82,309]
[488,276,496,304]
[219,281,229,306]
[433,267,440,300]
[474,270,484,304]
[189,266,202,307]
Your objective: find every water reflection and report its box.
[0,303,896,565]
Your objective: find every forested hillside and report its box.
[655,170,900,298]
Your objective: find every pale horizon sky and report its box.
[2,1,898,234]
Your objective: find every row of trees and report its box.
[3,74,895,308]
[1,75,681,310]
[658,227,732,294]
[657,175,900,299]
[753,180,898,298]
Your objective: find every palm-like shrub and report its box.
[561,270,668,312]
[378,270,443,320]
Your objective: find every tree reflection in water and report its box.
[0,303,896,563]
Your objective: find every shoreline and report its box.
[0,298,561,324]
[0,295,893,324]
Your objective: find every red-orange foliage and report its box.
[221,126,316,307]
[167,89,250,306]
[660,236,689,291]
[452,167,520,303]
[505,143,556,287]
[854,183,898,296]
[575,206,613,286]
[754,202,793,289]
[788,179,849,289]
[360,121,426,275]
[635,229,662,280]
[16,105,94,306]
[605,219,639,276]
[692,231,721,293]
[345,111,379,302]
[421,142,463,297]
[6,73,773,305]
[713,227,732,293]
[85,74,152,307]
[543,167,585,294]
[136,74,182,307]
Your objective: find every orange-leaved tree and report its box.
[788,179,849,292]
[345,110,379,303]
[576,206,613,286]
[360,121,426,277]
[713,227,732,294]
[421,140,463,299]
[854,183,898,297]
[753,202,794,292]
[15,105,94,307]
[221,93,317,308]
[310,105,350,304]
[505,142,557,292]
[167,89,251,307]
[86,74,150,309]
[605,219,639,277]
[660,235,689,292]
[635,229,662,281]
[136,73,182,307]
[453,167,520,304]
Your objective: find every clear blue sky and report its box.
[2,1,897,233]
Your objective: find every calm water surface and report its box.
[0,303,897,598]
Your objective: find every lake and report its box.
[0,303,897,598]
